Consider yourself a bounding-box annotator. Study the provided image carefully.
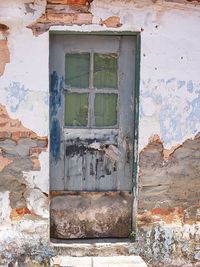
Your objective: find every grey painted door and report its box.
[50,34,136,239]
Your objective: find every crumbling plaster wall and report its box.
[0,0,199,266]
[0,1,51,265]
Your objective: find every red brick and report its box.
[29,147,46,156]
[10,207,33,220]
[47,0,88,5]
[0,131,11,139]
[102,16,122,28]
[0,40,9,76]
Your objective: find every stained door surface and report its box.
[50,34,136,239]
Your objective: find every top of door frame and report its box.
[49,30,140,36]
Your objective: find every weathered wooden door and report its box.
[50,34,136,239]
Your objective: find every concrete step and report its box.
[51,256,148,267]
[52,239,133,257]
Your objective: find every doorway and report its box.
[50,33,137,240]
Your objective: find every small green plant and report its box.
[129,231,136,241]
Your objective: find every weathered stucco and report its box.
[0,0,199,266]
[136,134,200,266]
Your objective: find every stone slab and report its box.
[52,240,132,257]
[52,256,91,267]
[93,256,148,267]
[51,256,148,267]
[51,192,131,239]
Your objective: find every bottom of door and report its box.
[50,191,132,239]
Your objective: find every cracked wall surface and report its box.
[0,0,199,266]
[135,135,200,266]
[0,105,51,265]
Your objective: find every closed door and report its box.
[50,34,136,239]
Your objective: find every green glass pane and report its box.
[94,53,118,89]
[65,53,90,88]
[65,93,88,126]
[94,93,118,126]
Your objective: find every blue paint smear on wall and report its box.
[188,92,200,134]
[50,71,63,116]
[160,103,183,144]
[141,78,200,145]
[50,118,61,162]
[43,93,49,106]
[6,82,28,112]
[187,80,193,93]
[177,80,185,89]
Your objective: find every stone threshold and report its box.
[51,239,134,257]
[50,256,148,267]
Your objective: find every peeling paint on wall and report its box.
[138,134,200,225]
[0,103,50,265]
[140,79,200,149]
[6,82,28,112]
[101,16,122,28]
[0,104,48,217]
[135,134,200,266]
[0,0,200,265]
[0,24,9,76]
[0,40,9,77]
[28,0,93,35]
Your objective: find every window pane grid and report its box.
[65,52,118,128]
[94,53,118,89]
[65,53,90,89]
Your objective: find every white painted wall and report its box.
[91,0,200,149]
[1,0,200,148]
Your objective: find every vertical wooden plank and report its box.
[50,34,65,191]
[117,35,136,191]
[131,33,141,231]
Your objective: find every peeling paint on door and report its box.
[50,34,136,239]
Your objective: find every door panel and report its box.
[64,131,118,191]
[50,34,136,239]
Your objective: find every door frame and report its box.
[49,30,141,236]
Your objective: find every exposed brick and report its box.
[0,40,9,76]
[0,105,48,219]
[0,104,39,141]
[36,12,92,24]
[11,131,37,141]
[10,207,33,221]
[28,12,93,35]
[37,137,48,148]
[28,0,93,36]
[30,157,41,170]
[0,156,13,172]
[0,131,11,139]
[163,143,182,160]
[101,16,122,28]
[138,134,200,225]
[47,0,89,4]
[29,147,47,156]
